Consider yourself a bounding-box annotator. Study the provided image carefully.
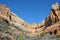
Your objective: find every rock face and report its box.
[0,3,60,40]
[44,3,60,36]
[45,3,60,27]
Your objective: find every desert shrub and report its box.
[18,36,22,40]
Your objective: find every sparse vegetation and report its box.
[40,32,46,37]
[18,36,22,40]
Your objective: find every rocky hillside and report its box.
[0,3,60,40]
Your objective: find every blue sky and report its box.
[0,0,60,24]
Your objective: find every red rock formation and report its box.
[0,3,60,38]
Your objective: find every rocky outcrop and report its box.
[0,3,60,40]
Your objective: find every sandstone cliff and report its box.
[0,3,60,40]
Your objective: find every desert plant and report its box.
[40,32,46,37]
[18,36,22,40]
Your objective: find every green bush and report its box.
[18,36,22,40]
